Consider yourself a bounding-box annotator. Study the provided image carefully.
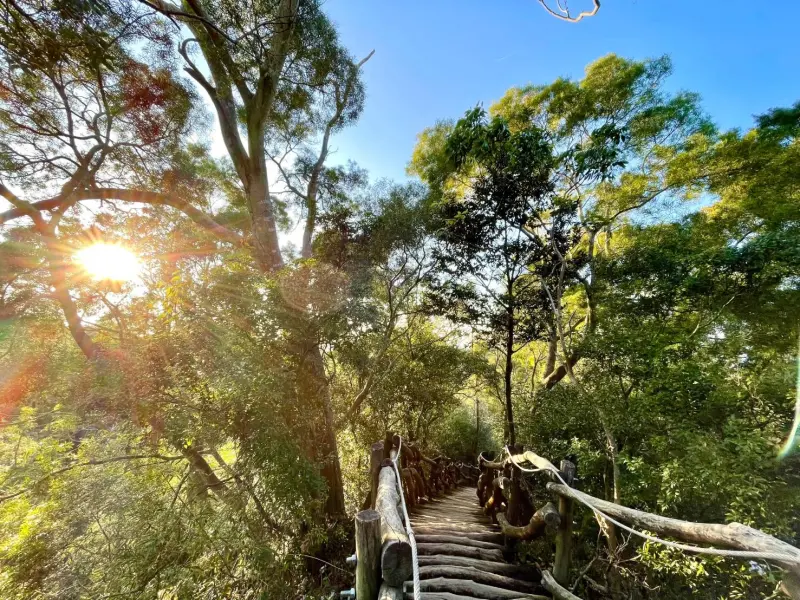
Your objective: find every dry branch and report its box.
[542,570,583,600]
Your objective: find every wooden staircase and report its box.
[407,486,546,600]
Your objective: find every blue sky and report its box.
[321,0,800,182]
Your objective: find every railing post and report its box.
[369,441,384,509]
[553,459,576,585]
[355,509,381,600]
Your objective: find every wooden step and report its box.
[416,543,504,562]
[414,534,503,550]
[412,527,504,544]
[403,577,548,599]
[418,565,544,594]
[416,555,539,581]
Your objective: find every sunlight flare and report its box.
[75,243,141,282]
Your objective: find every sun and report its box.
[75,244,141,282]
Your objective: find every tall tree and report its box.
[411,107,573,445]
[0,0,371,517]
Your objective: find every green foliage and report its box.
[0,4,798,596]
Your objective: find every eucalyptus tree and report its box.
[0,0,369,517]
[138,0,376,516]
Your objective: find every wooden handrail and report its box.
[356,433,462,600]
[478,446,800,599]
[547,483,800,570]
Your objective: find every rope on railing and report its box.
[393,436,421,600]
[502,447,800,565]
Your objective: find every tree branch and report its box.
[537,0,600,23]
[0,454,184,502]
[0,188,244,245]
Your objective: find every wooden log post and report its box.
[483,476,510,520]
[505,457,532,527]
[369,441,384,509]
[376,461,413,586]
[402,467,416,508]
[409,466,426,504]
[553,459,576,586]
[377,583,403,600]
[477,467,492,507]
[355,509,381,600]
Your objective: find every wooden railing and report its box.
[478,446,800,600]
[343,433,466,600]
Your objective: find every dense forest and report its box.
[0,1,798,599]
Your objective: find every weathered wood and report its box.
[378,583,403,600]
[377,465,412,586]
[505,466,532,526]
[548,481,800,596]
[477,470,492,506]
[542,570,582,600]
[481,450,566,482]
[409,466,427,502]
[417,554,540,580]
[414,534,504,550]
[370,442,384,509]
[412,526,503,544]
[402,467,416,508]
[405,594,538,600]
[484,476,510,518]
[417,565,543,594]
[411,520,500,533]
[356,509,381,600]
[416,542,504,561]
[497,502,560,540]
[407,577,549,600]
[553,460,576,585]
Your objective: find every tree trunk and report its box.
[544,330,557,379]
[306,344,346,516]
[504,311,515,446]
[246,165,284,273]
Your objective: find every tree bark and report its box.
[504,310,516,446]
[356,509,381,600]
[547,481,800,596]
[376,465,413,586]
[496,502,560,540]
[542,570,582,600]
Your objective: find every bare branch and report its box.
[537,0,600,23]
